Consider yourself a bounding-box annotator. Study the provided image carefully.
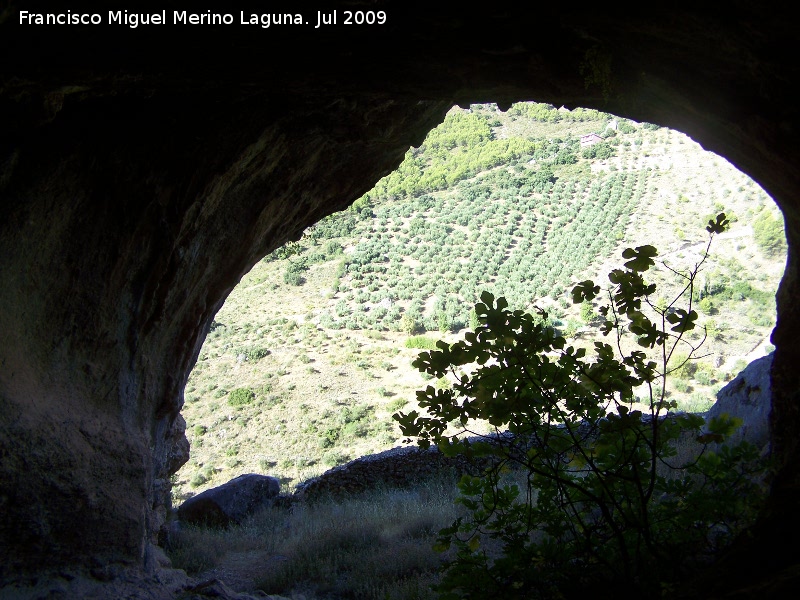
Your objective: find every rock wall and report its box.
[295,445,482,502]
[707,353,773,452]
[2,0,799,594]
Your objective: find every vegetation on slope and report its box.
[176,102,785,501]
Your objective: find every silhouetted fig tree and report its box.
[395,214,766,599]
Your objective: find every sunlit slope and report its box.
[175,103,784,500]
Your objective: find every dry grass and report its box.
[168,477,463,599]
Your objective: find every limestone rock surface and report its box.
[708,353,773,451]
[295,445,478,501]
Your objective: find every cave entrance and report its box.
[174,101,786,504]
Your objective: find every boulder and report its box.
[707,353,773,452]
[177,474,280,527]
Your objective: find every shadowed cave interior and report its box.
[1,1,799,597]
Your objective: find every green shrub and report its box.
[324,240,343,256]
[283,270,304,286]
[338,404,372,425]
[295,457,316,469]
[562,318,580,338]
[437,311,451,334]
[694,363,716,386]
[189,472,207,488]
[386,398,408,413]
[343,421,369,438]
[682,392,716,413]
[283,257,308,286]
[193,425,207,437]
[705,318,721,340]
[673,379,691,393]
[228,387,255,407]
[405,336,439,350]
[319,428,339,449]
[581,141,615,159]
[258,458,276,471]
[435,376,451,390]
[469,308,479,330]
[753,208,787,257]
[748,307,775,327]
[401,312,422,335]
[240,346,270,361]
[579,300,595,323]
[322,451,350,467]
[670,351,697,379]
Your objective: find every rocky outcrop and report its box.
[2,1,800,596]
[707,353,773,452]
[295,445,479,501]
[177,474,281,527]
[299,374,775,501]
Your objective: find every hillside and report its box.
[174,103,785,502]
